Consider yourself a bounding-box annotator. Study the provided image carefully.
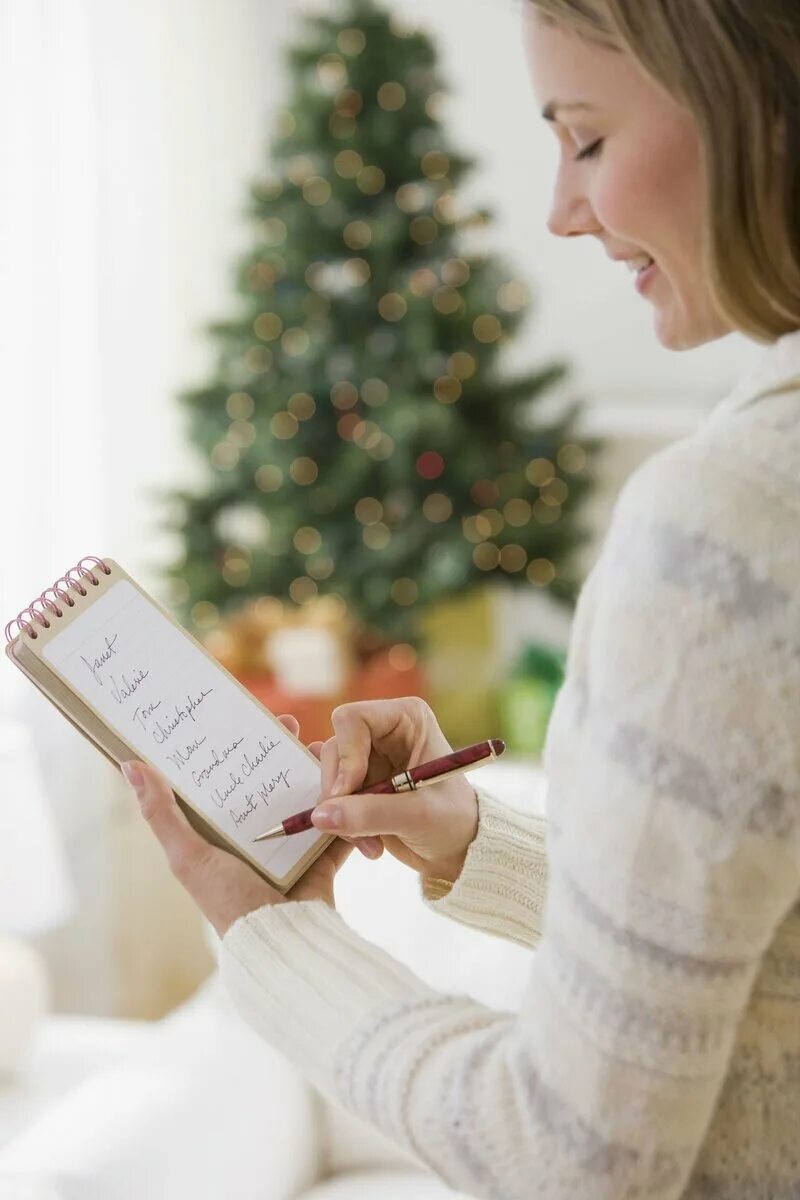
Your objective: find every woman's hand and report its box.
[123,714,355,937]
[309,697,479,887]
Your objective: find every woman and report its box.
[123,3,800,1196]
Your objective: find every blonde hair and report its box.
[529,1,800,342]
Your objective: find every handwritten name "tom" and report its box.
[80,634,119,686]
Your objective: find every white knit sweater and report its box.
[220,329,800,1200]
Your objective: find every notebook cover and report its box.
[5,558,335,893]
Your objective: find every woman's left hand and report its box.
[122,715,355,936]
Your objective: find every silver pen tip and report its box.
[251,825,284,842]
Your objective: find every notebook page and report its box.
[42,579,325,878]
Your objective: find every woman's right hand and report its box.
[310,696,479,886]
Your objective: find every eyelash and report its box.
[574,138,603,162]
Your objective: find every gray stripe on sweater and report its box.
[605,720,797,840]
[540,934,733,1062]
[612,518,788,622]
[560,867,750,979]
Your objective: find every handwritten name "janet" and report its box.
[80,634,119,686]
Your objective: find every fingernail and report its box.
[312,804,341,828]
[332,772,346,796]
[121,761,144,792]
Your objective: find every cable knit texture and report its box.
[220,329,800,1200]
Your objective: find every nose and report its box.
[546,165,603,239]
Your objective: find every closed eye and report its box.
[574,138,603,162]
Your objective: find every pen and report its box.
[251,737,506,841]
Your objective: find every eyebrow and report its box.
[541,101,596,121]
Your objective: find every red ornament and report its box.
[416,450,444,479]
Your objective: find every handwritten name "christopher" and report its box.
[80,634,119,686]
[151,688,214,745]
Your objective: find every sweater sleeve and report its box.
[219,443,800,1200]
[416,783,549,949]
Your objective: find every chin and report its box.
[653,306,729,351]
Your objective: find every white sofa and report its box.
[0,761,545,1200]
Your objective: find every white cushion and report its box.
[299,1166,477,1199]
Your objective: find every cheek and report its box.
[592,126,705,253]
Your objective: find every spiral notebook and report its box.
[4,557,333,893]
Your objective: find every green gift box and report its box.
[497,643,566,758]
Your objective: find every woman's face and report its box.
[522,9,732,349]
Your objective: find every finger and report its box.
[329,697,433,794]
[122,761,219,882]
[311,789,424,840]
[314,738,381,858]
[308,740,323,759]
[277,713,300,737]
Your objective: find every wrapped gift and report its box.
[497,642,566,759]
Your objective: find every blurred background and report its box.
[0,0,761,1033]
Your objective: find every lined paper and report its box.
[43,580,325,877]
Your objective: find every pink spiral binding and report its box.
[4,556,112,644]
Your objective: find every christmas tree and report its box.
[161,0,602,652]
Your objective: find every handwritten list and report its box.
[43,580,325,879]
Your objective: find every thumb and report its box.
[311,790,423,839]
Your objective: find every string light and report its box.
[316,54,348,90]
[355,497,383,524]
[416,451,444,479]
[503,498,532,526]
[499,545,526,572]
[362,523,391,549]
[211,441,239,470]
[526,457,555,486]
[334,149,363,178]
[473,314,503,343]
[191,601,219,630]
[287,392,316,420]
[361,377,389,406]
[422,493,453,522]
[289,456,318,485]
[294,526,323,554]
[557,443,587,472]
[286,155,316,185]
[378,293,407,321]
[395,182,426,213]
[334,88,363,118]
[343,219,371,248]
[331,380,359,409]
[337,27,366,56]
[281,327,311,356]
[410,216,438,244]
[357,165,386,194]
[226,391,254,420]
[377,82,406,111]
[497,280,529,311]
[254,312,283,341]
[390,578,418,605]
[442,258,470,287]
[473,543,500,570]
[420,150,450,179]
[433,375,461,403]
[528,559,556,585]
[273,110,295,139]
[302,176,332,206]
[243,346,272,375]
[448,351,476,380]
[254,464,283,492]
[270,412,299,439]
